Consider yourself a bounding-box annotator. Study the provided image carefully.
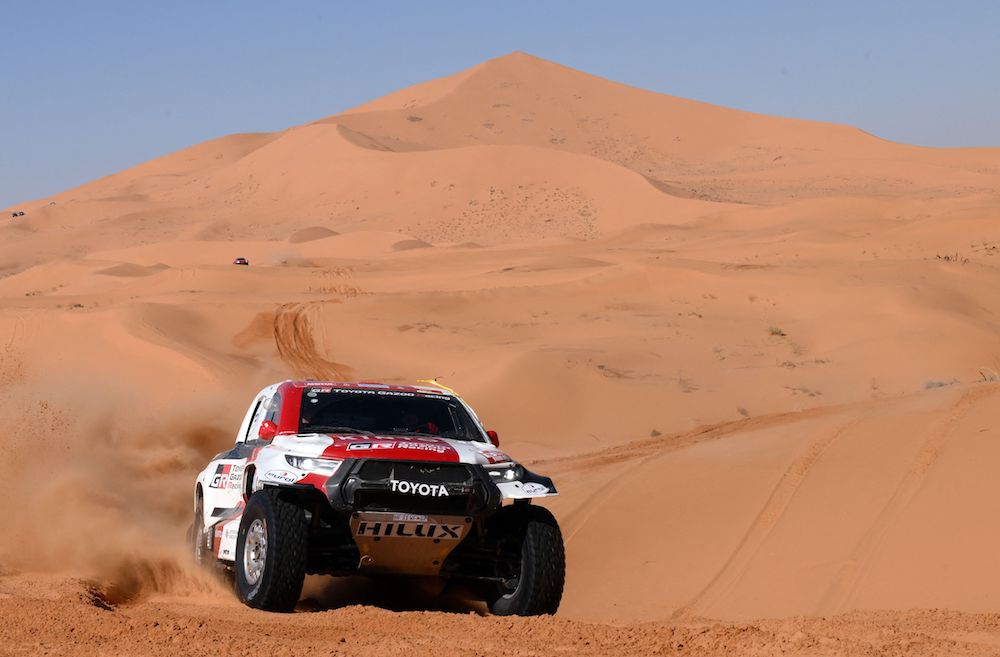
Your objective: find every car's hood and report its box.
[272,433,513,465]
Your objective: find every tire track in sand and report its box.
[670,417,862,620]
[542,401,872,546]
[815,383,1000,614]
[273,301,355,380]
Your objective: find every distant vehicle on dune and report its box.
[233,257,249,266]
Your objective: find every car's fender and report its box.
[495,466,558,499]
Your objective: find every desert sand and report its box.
[3,52,1000,655]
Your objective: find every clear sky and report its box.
[3,1,999,209]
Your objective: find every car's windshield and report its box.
[299,387,485,442]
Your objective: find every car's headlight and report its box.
[285,455,343,475]
[486,463,523,482]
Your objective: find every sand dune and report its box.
[2,51,1000,654]
[288,226,339,243]
[329,52,1000,204]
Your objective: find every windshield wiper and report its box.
[306,426,375,436]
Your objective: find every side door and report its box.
[244,391,281,447]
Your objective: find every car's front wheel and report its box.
[234,489,307,612]
[487,505,565,616]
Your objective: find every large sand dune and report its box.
[3,52,1000,655]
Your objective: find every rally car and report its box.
[192,380,565,615]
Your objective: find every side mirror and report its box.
[258,420,278,441]
[486,429,499,447]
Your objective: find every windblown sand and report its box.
[3,52,1000,655]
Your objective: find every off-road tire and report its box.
[235,488,308,612]
[488,505,565,616]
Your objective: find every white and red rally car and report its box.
[192,380,565,615]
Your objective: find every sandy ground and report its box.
[9,578,1000,657]
[3,52,1000,654]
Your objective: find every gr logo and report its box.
[210,464,239,489]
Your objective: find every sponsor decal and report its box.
[390,479,450,497]
[210,463,244,490]
[333,388,410,397]
[393,513,428,522]
[520,482,549,495]
[347,443,371,451]
[316,388,451,400]
[355,520,463,540]
[396,441,448,453]
[263,469,298,484]
[224,528,238,540]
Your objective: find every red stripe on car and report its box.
[320,435,461,462]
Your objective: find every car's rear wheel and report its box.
[234,488,307,612]
[191,494,211,569]
[487,505,565,616]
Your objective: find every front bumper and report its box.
[321,459,505,575]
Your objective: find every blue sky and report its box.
[2,1,998,209]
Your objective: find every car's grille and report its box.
[345,460,481,515]
[352,490,472,515]
[357,460,473,485]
